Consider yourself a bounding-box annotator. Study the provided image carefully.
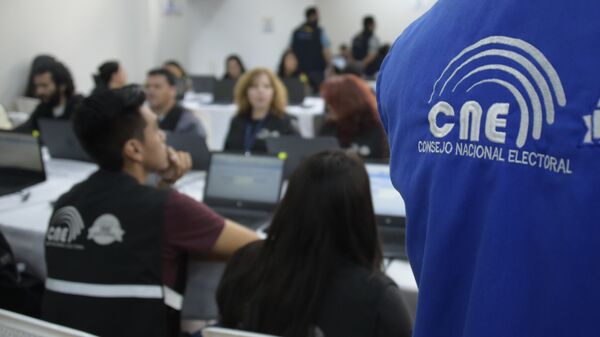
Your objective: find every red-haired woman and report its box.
[318,74,389,159]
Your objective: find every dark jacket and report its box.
[217,241,412,337]
[318,121,389,159]
[224,113,300,153]
[15,94,83,133]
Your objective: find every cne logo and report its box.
[427,36,567,148]
[47,206,85,249]
[582,99,600,145]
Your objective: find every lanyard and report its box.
[243,116,269,152]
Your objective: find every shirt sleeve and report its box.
[369,35,381,54]
[375,284,413,337]
[163,190,225,256]
[321,30,331,49]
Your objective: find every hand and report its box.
[159,147,192,185]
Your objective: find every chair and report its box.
[0,308,97,336]
[203,327,280,337]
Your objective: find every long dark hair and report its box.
[236,151,383,337]
[223,54,246,79]
[24,54,55,97]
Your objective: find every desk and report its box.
[0,157,418,320]
[182,96,325,151]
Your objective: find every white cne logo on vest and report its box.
[47,206,85,250]
[420,36,575,175]
[87,214,125,246]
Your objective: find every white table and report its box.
[0,157,418,318]
[182,96,325,151]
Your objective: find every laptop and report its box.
[265,136,339,178]
[190,75,217,93]
[203,152,285,229]
[282,78,306,106]
[38,119,92,162]
[365,162,408,260]
[0,131,46,196]
[165,132,210,171]
[211,79,236,104]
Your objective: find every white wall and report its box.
[0,0,436,107]
[186,0,315,77]
[0,0,189,109]
[318,0,438,52]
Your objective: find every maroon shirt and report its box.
[162,190,225,289]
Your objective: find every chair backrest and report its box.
[0,105,12,130]
[0,308,97,337]
[203,327,280,337]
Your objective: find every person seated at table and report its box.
[223,68,300,153]
[42,86,259,337]
[145,68,207,139]
[15,60,83,133]
[164,59,192,99]
[91,60,128,95]
[277,49,310,93]
[318,74,388,159]
[222,54,246,81]
[217,150,412,337]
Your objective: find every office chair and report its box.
[0,308,97,337]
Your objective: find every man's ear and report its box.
[122,139,144,164]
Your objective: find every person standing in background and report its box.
[290,7,331,93]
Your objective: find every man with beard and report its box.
[290,7,331,92]
[15,60,83,133]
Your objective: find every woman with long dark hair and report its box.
[216,151,411,337]
[318,74,389,159]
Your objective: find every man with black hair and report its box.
[351,16,381,76]
[15,60,83,133]
[145,68,207,139]
[291,6,332,92]
[42,86,258,337]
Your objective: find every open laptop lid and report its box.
[203,152,285,212]
[0,131,46,193]
[265,136,339,178]
[38,119,92,162]
[166,132,210,171]
[365,162,406,227]
[190,75,217,93]
[211,79,236,104]
[282,78,306,106]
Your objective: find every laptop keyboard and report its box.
[213,207,270,230]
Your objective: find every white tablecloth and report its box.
[182,96,326,151]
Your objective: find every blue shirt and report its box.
[376,1,600,336]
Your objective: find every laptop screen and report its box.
[365,163,406,217]
[0,132,44,174]
[205,153,284,204]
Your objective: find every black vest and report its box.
[292,23,326,72]
[42,170,176,337]
[352,31,372,61]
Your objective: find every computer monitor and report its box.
[211,79,237,104]
[0,131,46,196]
[282,78,306,106]
[165,132,210,171]
[190,75,217,93]
[204,153,284,211]
[365,162,406,221]
[38,119,92,162]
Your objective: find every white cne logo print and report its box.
[427,36,567,148]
